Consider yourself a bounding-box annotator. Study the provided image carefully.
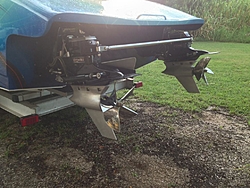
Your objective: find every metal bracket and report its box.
[96,38,192,52]
[0,89,74,117]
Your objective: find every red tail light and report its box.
[20,115,40,126]
[135,81,143,88]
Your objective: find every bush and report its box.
[154,0,250,42]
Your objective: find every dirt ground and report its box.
[0,100,250,187]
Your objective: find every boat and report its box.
[0,0,215,139]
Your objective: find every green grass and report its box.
[134,42,250,123]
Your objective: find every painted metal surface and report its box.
[1,0,204,36]
[0,0,204,90]
[0,89,74,117]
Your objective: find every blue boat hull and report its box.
[0,0,204,90]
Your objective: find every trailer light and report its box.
[134,81,143,88]
[20,115,40,127]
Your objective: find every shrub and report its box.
[156,0,250,42]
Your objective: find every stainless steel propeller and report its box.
[102,82,138,132]
[193,57,214,85]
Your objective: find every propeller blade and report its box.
[193,57,213,83]
[194,57,211,70]
[202,74,208,85]
[104,106,121,132]
[205,67,214,74]
[207,51,220,55]
[102,81,139,132]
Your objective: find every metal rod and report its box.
[97,37,192,52]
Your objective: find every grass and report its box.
[134,42,250,123]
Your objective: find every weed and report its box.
[237,164,250,175]
[162,110,179,117]
[132,171,138,177]
[167,182,177,188]
[0,129,11,139]
[168,125,176,132]
[61,163,71,170]
[133,145,141,153]
[4,149,11,158]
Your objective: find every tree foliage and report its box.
[150,0,250,42]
